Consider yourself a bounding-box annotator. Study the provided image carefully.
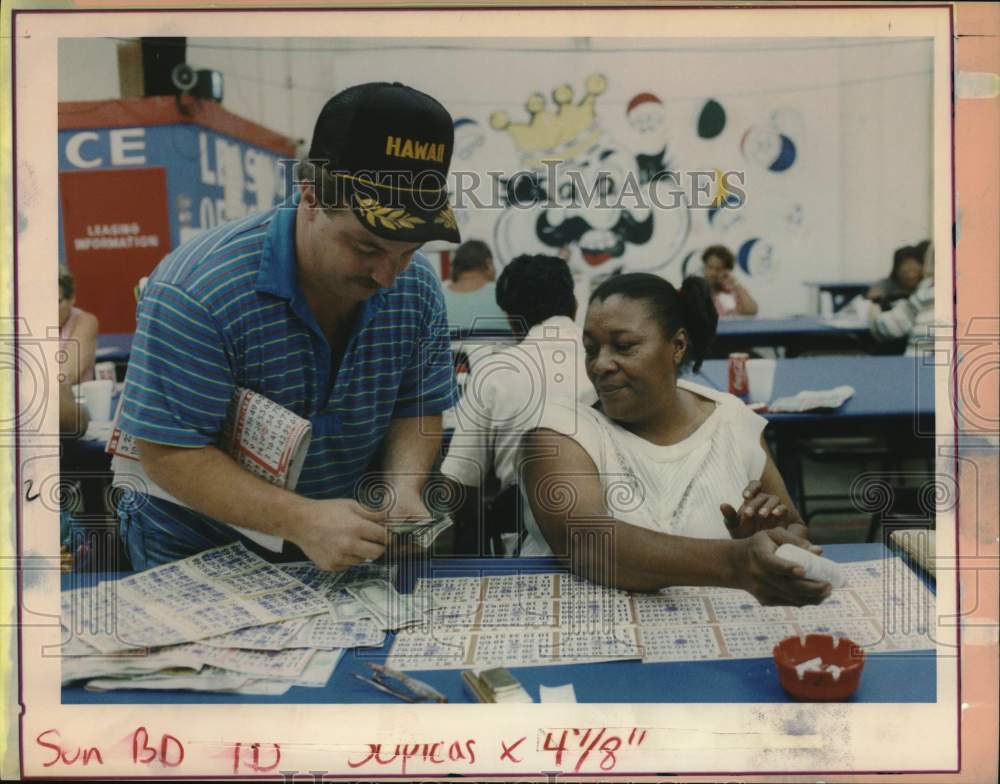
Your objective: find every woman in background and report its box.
[701,245,758,317]
[58,264,99,385]
[441,254,596,555]
[871,241,935,355]
[520,273,829,605]
[866,244,924,308]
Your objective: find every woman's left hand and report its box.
[721,480,791,539]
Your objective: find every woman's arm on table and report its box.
[521,429,830,605]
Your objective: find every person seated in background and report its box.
[59,384,90,571]
[519,273,830,605]
[441,254,597,555]
[866,244,925,308]
[701,245,758,317]
[58,265,99,385]
[871,241,935,356]
[442,239,511,333]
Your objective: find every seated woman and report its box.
[58,264,99,385]
[520,273,830,606]
[702,245,758,317]
[870,241,935,355]
[866,244,924,308]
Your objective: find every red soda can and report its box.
[728,352,749,398]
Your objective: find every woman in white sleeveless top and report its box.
[58,265,99,385]
[520,274,831,607]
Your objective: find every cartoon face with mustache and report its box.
[492,142,690,280]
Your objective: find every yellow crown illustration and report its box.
[490,74,608,166]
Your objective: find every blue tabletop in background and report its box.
[715,315,869,338]
[62,543,935,705]
[96,332,134,363]
[692,355,934,423]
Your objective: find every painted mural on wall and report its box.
[449,72,813,312]
[467,74,691,285]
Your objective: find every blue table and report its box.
[691,356,935,507]
[692,355,934,423]
[802,281,873,314]
[95,333,134,383]
[711,316,872,357]
[62,544,934,705]
[96,332,133,363]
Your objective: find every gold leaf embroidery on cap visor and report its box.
[433,206,457,231]
[355,196,427,231]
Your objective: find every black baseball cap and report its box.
[307,82,460,244]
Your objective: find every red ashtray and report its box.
[773,634,865,701]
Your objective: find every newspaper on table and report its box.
[85,667,253,694]
[83,650,345,695]
[60,547,408,693]
[768,385,855,413]
[107,386,311,551]
[61,646,204,685]
[63,543,330,653]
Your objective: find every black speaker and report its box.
[140,37,187,96]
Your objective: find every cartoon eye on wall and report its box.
[740,125,797,173]
[697,99,727,139]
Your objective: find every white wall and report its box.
[837,39,934,282]
[58,38,120,102]
[58,36,934,314]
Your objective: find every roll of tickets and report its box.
[775,544,846,588]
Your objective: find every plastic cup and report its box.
[745,358,776,404]
[78,379,115,421]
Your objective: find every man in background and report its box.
[442,239,510,333]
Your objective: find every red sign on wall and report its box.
[60,167,170,333]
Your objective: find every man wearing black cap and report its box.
[113,82,461,571]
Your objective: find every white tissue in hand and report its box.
[775,544,846,588]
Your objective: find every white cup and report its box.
[745,358,777,403]
[78,379,115,421]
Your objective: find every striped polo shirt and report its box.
[116,197,457,549]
